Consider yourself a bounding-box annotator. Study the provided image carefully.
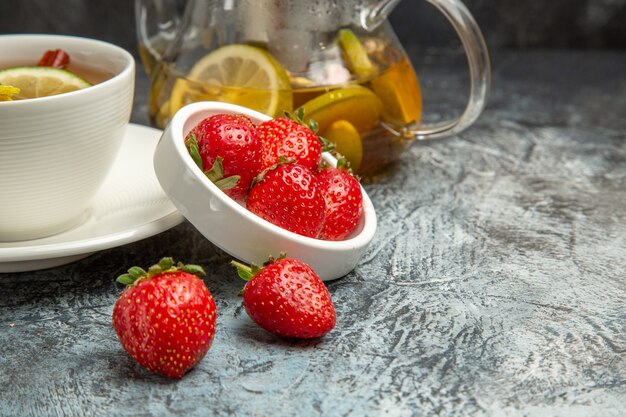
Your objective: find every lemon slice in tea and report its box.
[324,119,363,172]
[298,85,383,133]
[338,29,376,80]
[170,44,292,117]
[0,67,90,99]
[0,85,21,101]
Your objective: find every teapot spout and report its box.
[361,0,402,31]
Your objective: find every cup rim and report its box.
[0,34,134,107]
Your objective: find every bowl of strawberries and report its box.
[154,101,377,280]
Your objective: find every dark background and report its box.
[2,0,626,56]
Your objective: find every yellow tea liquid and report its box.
[146,40,422,174]
[67,62,115,85]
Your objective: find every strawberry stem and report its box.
[231,254,287,282]
[231,260,255,281]
[251,156,294,186]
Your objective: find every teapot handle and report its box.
[390,0,491,140]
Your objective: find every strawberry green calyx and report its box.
[185,134,203,170]
[230,260,261,282]
[285,109,335,153]
[116,257,206,286]
[231,253,287,282]
[251,155,294,186]
[318,135,336,153]
[185,134,241,191]
[335,154,349,170]
[205,157,241,190]
[116,266,148,286]
[285,108,316,132]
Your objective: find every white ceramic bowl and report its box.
[0,34,135,241]
[154,102,377,281]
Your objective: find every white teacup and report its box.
[0,35,135,241]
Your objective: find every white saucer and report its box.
[0,123,185,273]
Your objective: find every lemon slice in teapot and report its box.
[297,85,383,133]
[170,44,292,117]
[371,57,423,127]
[324,119,363,172]
[338,29,376,80]
[0,67,90,99]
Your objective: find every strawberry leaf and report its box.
[116,265,147,286]
[308,118,319,133]
[117,258,207,286]
[147,264,162,277]
[182,264,206,277]
[116,273,136,286]
[128,266,147,280]
[214,175,240,190]
[203,157,240,190]
[287,107,312,130]
[185,134,203,170]
[336,154,348,170]
[318,134,335,152]
[263,252,288,267]
[205,157,225,183]
[295,107,305,123]
[158,257,175,271]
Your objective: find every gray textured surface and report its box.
[1,50,625,416]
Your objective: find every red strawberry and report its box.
[246,163,325,238]
[37,48,70,69]
[112,258,217,379]
[232,255,336,338]
[316,166,363,240]
[185,113,262,201]
[257,117,322,171]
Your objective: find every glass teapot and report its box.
[136,0,491,174]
